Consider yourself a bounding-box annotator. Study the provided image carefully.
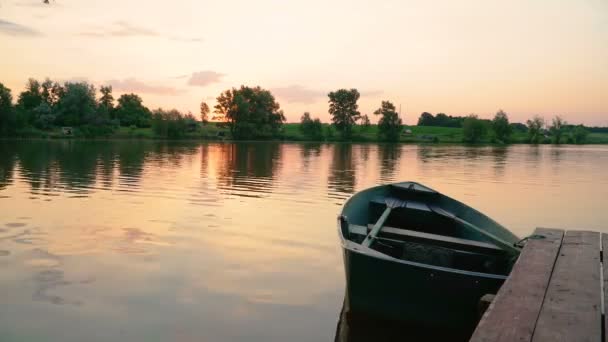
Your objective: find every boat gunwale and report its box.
[340,239,509,280]
[337,182,513,281]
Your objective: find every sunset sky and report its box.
[1,0,607,125]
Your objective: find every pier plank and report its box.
[469,228,564,342]
[602,233,608,342]
[531,230,601,342]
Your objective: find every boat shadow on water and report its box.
[334,298,472,342]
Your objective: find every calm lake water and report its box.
[1,141,607,341]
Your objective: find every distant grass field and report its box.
[282,123,465,142]
[11,123,608,144]
[112,124,229,140]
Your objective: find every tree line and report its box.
[0,79,404,141]
[420,111,590,144]
[0,78,159,137]
[0,77,596,143]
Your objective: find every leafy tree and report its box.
[462,114,487,143]
[417,112,434,126]
[184,111,198,132]
[32,102,55,129]
[0,83,16,135]
[300,112,324,140]
[491,110,512,143]
[510,122,527,132]
[17,78,44,124]
[416,112,465,127]
[570,125,589,144]
[41,78,63,107]
[200,101,210,124]
[54,82,98,126]
[115,94,151,127]
[526,115,545,143]
[328,88,360,139]
[374,100,402,142]
[360,114,371,131]
[97,85,114,123]
[99,86,114,110]
[151,108,187,138]
[214,85,285,139]
[549,115,566,144]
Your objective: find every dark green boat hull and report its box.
[338,182,519,329]
[342,242,507,330]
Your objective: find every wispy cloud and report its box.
[169,36,203,43]
[79,21,202,43]
[187,71,225,87]
[271,85,325,104]
[80,21,158,38]
[0,19,42,37]
[107,78,183,95]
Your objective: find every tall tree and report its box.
[328,88,360,139]
[300,112,323,140]
[98,85,114,122]
[17,78,44,124]
[200,101,210,124]
[360,114,371,131]
[151,108,187,138]
[54,82,98,126]
[549,115,566,144]
[114,94,151,127]
[417,112,435,126]
[570,125,588,144]
[0,83,16,135]
[99,86,114,110]
[491,109,512,143]
[214,85,285,139]
[526,115,545,143]
[32,102,55,129]
[462,114,487,143]
[40,78,63,107]
[374,101,402,142]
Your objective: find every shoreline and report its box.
[1,136,606,146]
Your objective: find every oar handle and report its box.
[362,207,392,247]
[429,205,520,255]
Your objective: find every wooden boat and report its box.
[338,181,521,330]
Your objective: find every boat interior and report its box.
[341,183,518,276]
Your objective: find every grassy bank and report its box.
[6,123,608,144]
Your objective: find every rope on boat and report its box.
[514,234,546,248]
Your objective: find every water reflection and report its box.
[328,144,356,199]
[0,143,16,190]
[299,143,322,170]
[216,143,281,197]
[491,146,509,177]
[0,141,607,342]
[378,144,402,182]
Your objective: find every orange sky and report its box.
[1,0,607,125]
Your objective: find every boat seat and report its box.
[349,224,502,254]
[369,197,432,212]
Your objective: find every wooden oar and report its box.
[362,198,406,247]
[429,205,520,255]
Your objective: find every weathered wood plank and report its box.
[532,230,601,342]
[470,228,564,342]
[602,233,608,342]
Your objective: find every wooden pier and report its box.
[470,228,604,342]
